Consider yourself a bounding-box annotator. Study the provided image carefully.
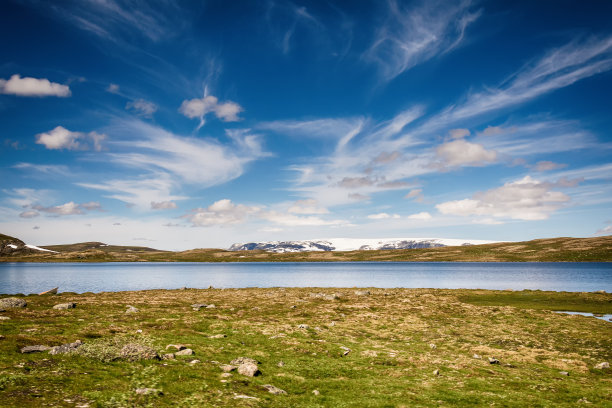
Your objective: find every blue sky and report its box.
[1,0,611,250]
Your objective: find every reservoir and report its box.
[1,262,610,294]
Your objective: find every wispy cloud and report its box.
[364,0,481,82]
[126,98,157,117]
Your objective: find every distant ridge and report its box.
[228,238,496,253]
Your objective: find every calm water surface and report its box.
[1,262,611,294]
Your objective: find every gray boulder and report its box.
[262,384,287,395]
[125,305,139,313]
[595,362,609,370]
[238,362,261,377]
[230,357,259,365]
[0,297,27,308]
[21,345,51,353]
[175,348,194,356]
[49,340,82,355]
[53,302,76,310]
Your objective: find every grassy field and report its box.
[2,236,612,263]
[0,288,610,407]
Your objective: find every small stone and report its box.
[220,364,237,372]
[559,371,569,376]
[206,304,216,309]
[134,388,163,396]
[488,357,500,365]
[594,362,609,370]
[340,346,351,356]
[312,390,320,396]
[0,316,10,320]
[433,369,440,376]
[136,329,143,334]
[237,362,261,377]
[125,305,139,313]
[191,303,207,311]
[220,372,232,378]
[175,348,194,356]
[189,359,201,364]
[53,302,76,310]
[0,297,27,308]
[162,353,175,360]
[277,361,285,367]
[577,397,591,404]
[262,384,287,395]
[165,344,187,351]
[429,343,437,350]
[0,335,5,340]
[354,290,370,296]
[21,345,51,353]
[298,324,309,329]
[473,354,481,359]
[209,334,226,339]
[290,305,297,309]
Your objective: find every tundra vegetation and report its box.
[0,288,610,407]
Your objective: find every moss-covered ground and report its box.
[0,288,611,407]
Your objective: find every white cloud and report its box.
[19,210,39,218]
[407,211,432,220]
[436,176,571,221]
[179,95,243,129]
[260,211,347,227]
[595,225,612,236]
[33,201,83,216]
[435,139,497,167]
[35,126,106,151]
[107,83,120,93]
[151,201,177,210]
[368,212,400,220]
[405,189,423,202]
[287,199,328,214]
[0,74,70,97]
[534,161,567,171]
[80,201,103,211]
[448,128,470,139]
[185,199,260,227]
[364,0,481,81]
[126,99,157,117]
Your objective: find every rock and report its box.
[39,287,58,295]
[577,397,591,404]
[0,316,10,320]
[125,306,139,313]
[429,343,437,350]
[21,345,51,353]
[340,346,351,356]
[230,357,259,366]
[433,369,440,376]
[0,297,27,308]
[49,340,82,355]
[134,388,163,396]
[53,302,76,310]
[165,344,186,351]
[277,361,285,367]
[237,362,261,377]
[191,303,215,311]
[290,305,297,309]
[473,354,481,359]
[209,334,226,339]
[559,371,569,376]
[488,357,500,365]
[262,384,287,395]
[594,290,606,294]
[175,348,194,356]
[189,359,201,364]
[312,390,320,396]
[220,364,237,372]
[206,304,216,309]
[594,362,609,370]
[162,353,175,360]
[0,335,5,340]
[298,324,309,329]
[354,290,370,296]
[220,372,232,378]
[119,343,159,361]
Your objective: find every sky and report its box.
[1,0,612,251]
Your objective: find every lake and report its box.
[1,262,611,294]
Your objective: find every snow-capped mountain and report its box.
[228,238,496,253]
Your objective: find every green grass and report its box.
[0,288,610,407]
